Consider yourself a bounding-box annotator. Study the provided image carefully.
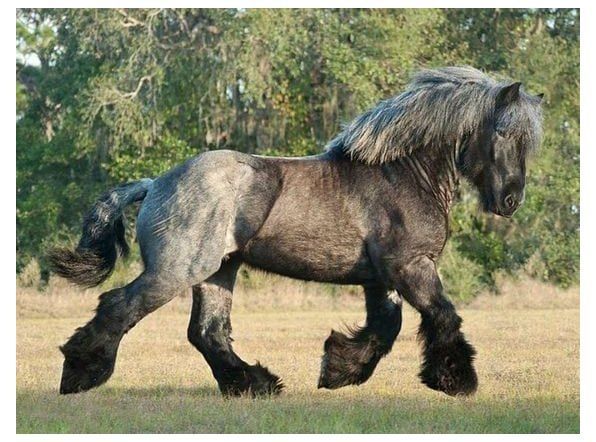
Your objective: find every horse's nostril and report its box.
[504,194,516,209]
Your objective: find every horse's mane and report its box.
[326,66,541,164]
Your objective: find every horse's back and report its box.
[132,149,373,284]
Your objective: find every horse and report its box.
[49,66,543,397]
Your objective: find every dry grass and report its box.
[16,275,579,433]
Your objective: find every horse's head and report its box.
[460,82,543,218]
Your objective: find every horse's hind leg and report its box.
[59,272,179,394]
[318,284,402,389]
[187,259,283,397]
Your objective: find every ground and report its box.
[16,275,579,433]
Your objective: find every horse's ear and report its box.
[496,82,522,108]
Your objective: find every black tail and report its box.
[48,179,153,287]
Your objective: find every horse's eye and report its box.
[495,128,507,138]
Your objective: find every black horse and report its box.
[50,66,543,397]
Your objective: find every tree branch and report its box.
[120,75,152,99]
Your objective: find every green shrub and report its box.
[438,242,487,303]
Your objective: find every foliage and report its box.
[16,8,579,294]
[438,242,486,303]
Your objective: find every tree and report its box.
[16,8,579,293]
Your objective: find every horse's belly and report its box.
[241,234,374,284]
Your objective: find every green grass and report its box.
[17,389,578,433]
[16,278,579,433]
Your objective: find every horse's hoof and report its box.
[59,352,115,394]
[419,339,478,396]
[219,363,284,397]
[318,330,379,390]
[420,361,478,396]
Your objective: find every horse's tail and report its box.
[48,178,154,288]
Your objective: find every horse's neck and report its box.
[399,143,459,214]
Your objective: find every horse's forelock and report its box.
[495,91,544,155]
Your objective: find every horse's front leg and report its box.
[392,256,478,396]
[187,259,283,397]
[318,284,402,389]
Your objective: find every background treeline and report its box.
[16,8,579,299]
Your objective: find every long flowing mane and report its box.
[326,66,540,164]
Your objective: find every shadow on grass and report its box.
[17,385,579,434]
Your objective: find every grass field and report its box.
[16,276,579,433]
